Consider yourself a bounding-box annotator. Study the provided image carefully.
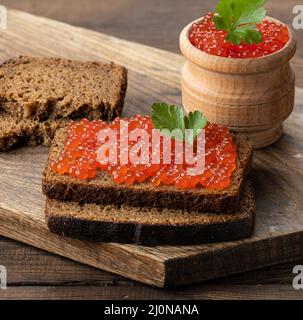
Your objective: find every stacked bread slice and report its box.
[43,129,255,246]
[0,56,127,151]
[0,55,255,246]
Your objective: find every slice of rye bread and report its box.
[0,114,69,151]
[45,180,255,246]
[42,128,253,214]
[0,56,127,121]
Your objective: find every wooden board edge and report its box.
[0,207,167,288]
[163,232,303,287]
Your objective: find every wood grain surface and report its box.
[1,235,303,300]
[0,0,302,299]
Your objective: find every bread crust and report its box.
[45,181,255,246]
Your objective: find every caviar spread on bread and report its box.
[50,104,237,190]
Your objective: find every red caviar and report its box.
[51,116,237,190]
[189,13,289,58]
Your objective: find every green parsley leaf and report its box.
[213,0,266,45]
[151,103,185,141]
[184,111,208,145]
[151,103,207,144]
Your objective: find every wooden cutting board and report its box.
[0,10,303,288]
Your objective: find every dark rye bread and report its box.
[42,128,253,214]
[0,114,69,151]
[0,56,127,120]
[0,56,127,150]
[45,180,255,246]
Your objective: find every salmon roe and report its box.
[50,116,237,190]
[189,13,289,58]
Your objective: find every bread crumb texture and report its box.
[0,56,127,150]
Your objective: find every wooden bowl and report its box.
[180,17,297,149]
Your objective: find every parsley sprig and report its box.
[151,103,207,144]
[213,0,267,45]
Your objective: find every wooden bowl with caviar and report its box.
[180,13,296,149]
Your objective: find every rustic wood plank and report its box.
[0,235,300,287]
[0,284,302,300]
[0,285,184,300]
[175,285,303,300]
[0,237,130,286]
[0,10,303,288]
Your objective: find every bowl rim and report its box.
[179,16,297,72]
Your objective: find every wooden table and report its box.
[0,0,302,300]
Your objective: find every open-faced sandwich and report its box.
[42,103,255,246]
